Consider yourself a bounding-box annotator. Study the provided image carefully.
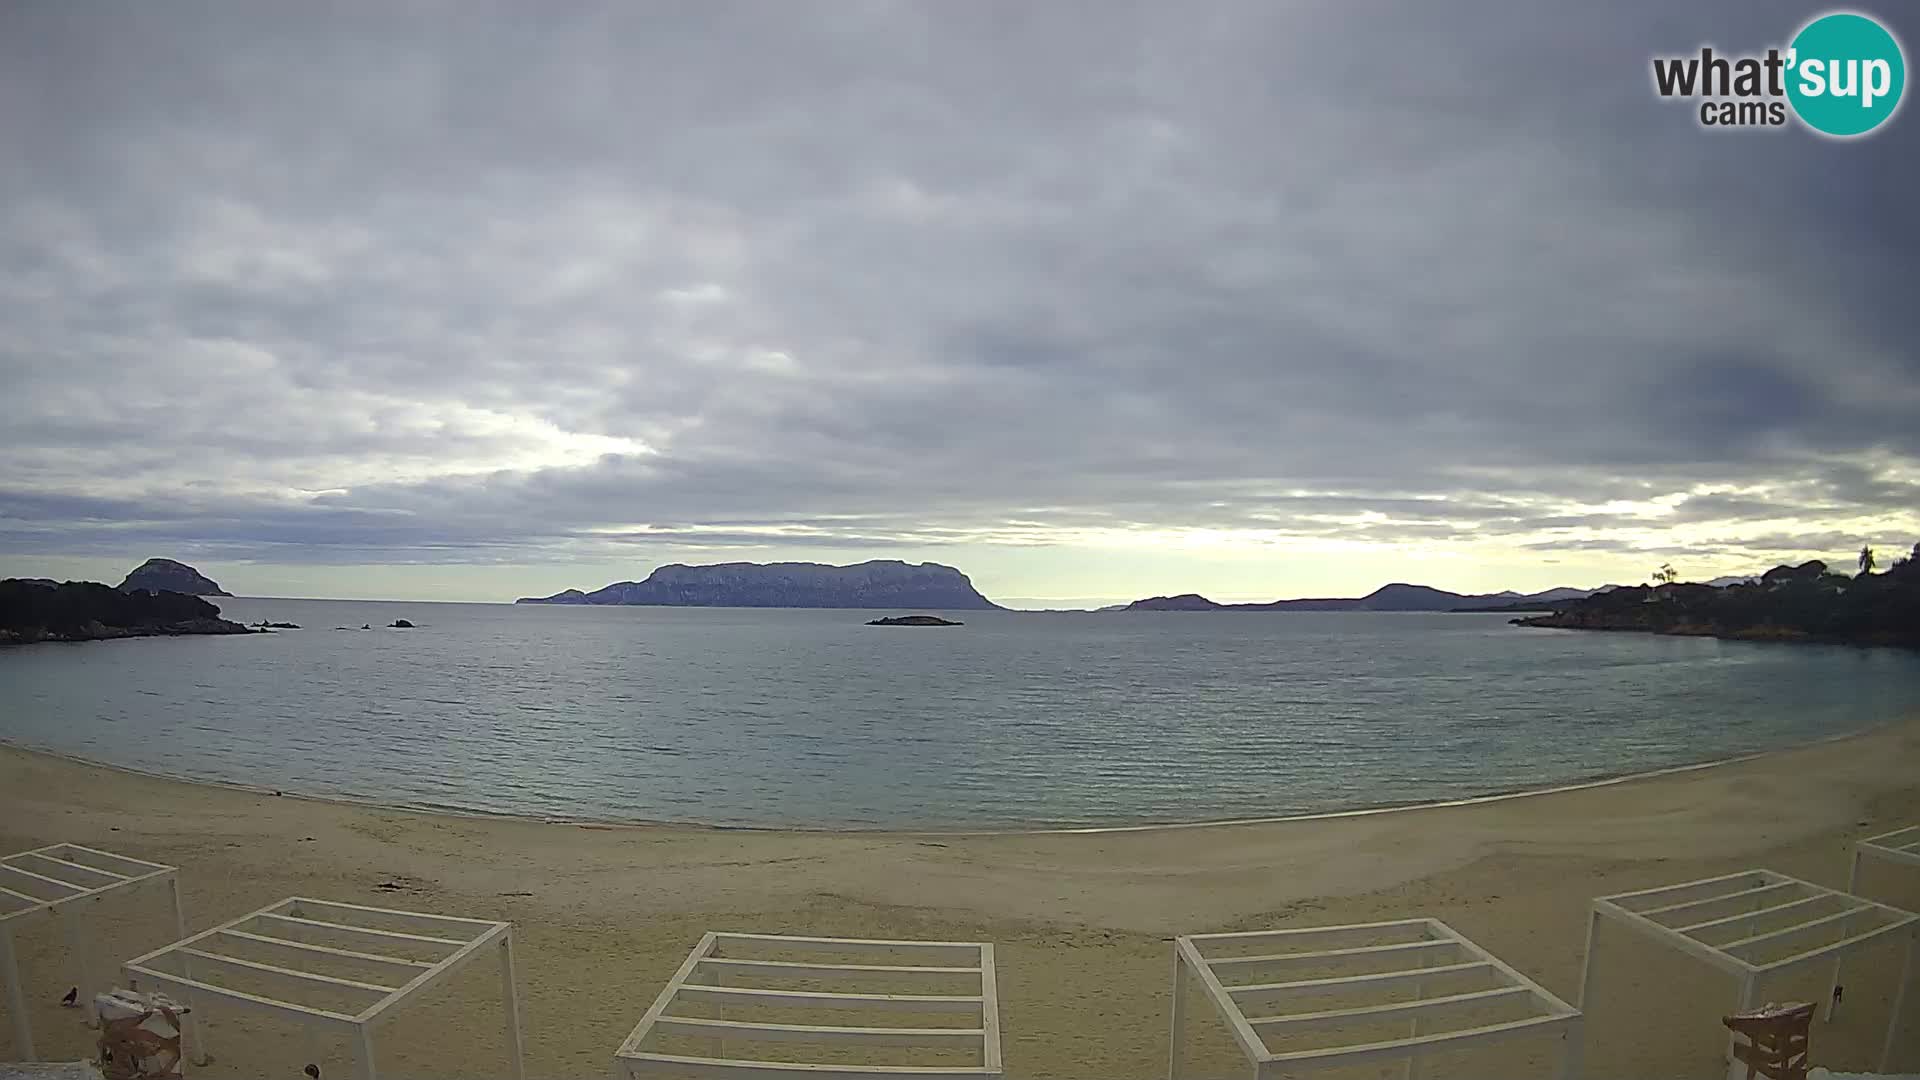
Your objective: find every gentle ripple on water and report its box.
[2,600,1919,828]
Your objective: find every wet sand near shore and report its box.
[3,719,1918,1078]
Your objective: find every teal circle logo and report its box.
[1786,12,1906,137]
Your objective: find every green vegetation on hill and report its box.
[1515,544,1920,647]
[1,579,251,644]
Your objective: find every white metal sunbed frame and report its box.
[1852,825,1920,873]
[0,843,184,1060]
[1581,869,1919,1075]
[123,896,523,1080]
[1169,918,1582,1080]
[1829,826,1920,1021]
[615,931,1003,1079]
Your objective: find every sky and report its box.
[2,2,1916,608]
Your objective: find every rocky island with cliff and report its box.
[518,559,1001,610]
[119,557,233,596]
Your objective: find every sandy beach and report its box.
[3,721,1918,1079]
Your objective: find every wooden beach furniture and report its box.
[0,845,184,1061]
[1581,870,1919,1078]
[1169,918,1582,1080]
[615,932,1003,1079]
[1722,1001,1813,1080]
[121,897,523,1080]
[1829,826,1920,1020]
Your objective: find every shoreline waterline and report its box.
[4,713,1906,837]
[6,714,1918,1077]
[11,603,1919,827]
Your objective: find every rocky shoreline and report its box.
[1,579,253,646]
[1,617,254,646]
[1509,611,1912,647]
[1513,549,1920,650]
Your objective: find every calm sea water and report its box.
[3,599,1918,828]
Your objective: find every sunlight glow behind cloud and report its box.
[1,1,1916,603]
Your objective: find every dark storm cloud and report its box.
[1,0,1916,567]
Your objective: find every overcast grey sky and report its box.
[2,1,1915,606]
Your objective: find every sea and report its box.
[3,598,1918,830]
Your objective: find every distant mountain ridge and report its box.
[1125,582,1599,613]
[517,560,1001,610]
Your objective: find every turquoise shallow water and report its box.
[2,599,1917,828]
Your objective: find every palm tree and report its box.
[1858,544,1876,576]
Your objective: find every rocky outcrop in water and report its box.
[118,558,232,597]
[517,560,1000,610]
[867,615,963,626]
[1,579,252,645]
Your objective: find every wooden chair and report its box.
[1723,1002,1814,1080]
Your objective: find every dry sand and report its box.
[2,720,1918,1079]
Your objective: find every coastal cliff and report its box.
[1514,549,1920,648]
[119,557,232,596]
[517,560,1001,610]
[1,579,252,644]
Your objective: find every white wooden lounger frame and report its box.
[0,843,184,1060]
[1169,918,1582,1080]
[1581,869,1919,1075]
[123,896,524,1080]
[1828,825,1920,1021]
[615,932,1003,1079]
